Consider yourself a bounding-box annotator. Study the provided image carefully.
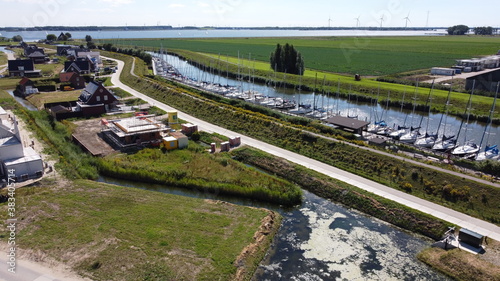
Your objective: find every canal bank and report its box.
[97,175,451,280]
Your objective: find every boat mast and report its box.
[435,78,453,139]
[478,82,499,152]
[456,80,475,145]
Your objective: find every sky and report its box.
[0,0,498,28]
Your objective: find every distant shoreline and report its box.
[0,26,449,32]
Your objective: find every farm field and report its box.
[104,36,500,76]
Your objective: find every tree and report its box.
[11,35,23,42]
[270,43,305,75]
[87,41,96,49]
[85,35,93,42]
[46,34,57,41]
[65,32,72,39]
[474,26,493,35]
[447,25,469,35]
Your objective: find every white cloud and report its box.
[168,3,185,8]
[196,1,210,8]
[99,0,133,7]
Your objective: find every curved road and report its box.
[106,56,500,241]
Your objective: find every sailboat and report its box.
[289,72,312,115]
[452,80,480,156]
[432,81,457,151]
[415,81,437,147]
[399,81,423,143]
[476,82,499,161]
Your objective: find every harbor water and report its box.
[98,176,450,280]
[162,53,500,148]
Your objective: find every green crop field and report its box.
[103,36,500,76]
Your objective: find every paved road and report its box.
[0,48,16,75]
[106,56,500,241]
[423,67,500,84]
[0,255,86,281]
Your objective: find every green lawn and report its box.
[0,179,277,281]
[26,91,80,109]
[0,51,6,65]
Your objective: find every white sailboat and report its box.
[452,80,478,156]
[415,81,437,147]
[432,80,457,151]
[476,82,499,161]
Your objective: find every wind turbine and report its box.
[328,16,332,28]
[355,15,361,28]
[404,12,411,29]
[379,15,384,29]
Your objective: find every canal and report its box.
[162,53,500,150]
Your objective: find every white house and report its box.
[0,107,43,183]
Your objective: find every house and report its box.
[77,51,101,64]
[7,59,41,77]
[64,58,92,74]
[77,81,118,116]
[56,44,74,56]
[59,72,85,89]
[23,44,44,56]
[101,115,169,148]
[28,51,47,64]
[16,77,38,97]
[0,106,44,182]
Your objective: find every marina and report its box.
[152,51,500,162]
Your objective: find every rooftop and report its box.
[324,116,370,130]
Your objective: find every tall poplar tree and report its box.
[270,43,305,75]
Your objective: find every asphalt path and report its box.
[105,56,500,241]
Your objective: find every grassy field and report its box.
[104,36,500,76]
[417,241,500,281]
[0,179,278,281]
[103,36,500,119]
[98,140,302,206]
[0,51,6,65]
[26,91,80,109]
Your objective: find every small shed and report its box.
[459,228,484,248]
[162,136,178,150]
[324,116,370,134]
[431,67,456,76]
[368,137,387,147]
[181,123,198,135]
[170,131,188,149]
[220,141,230,152]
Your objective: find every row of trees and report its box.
[474,26,495,35]
[448,25,496,35]
[100,43,152,65]
[270,43,305,75]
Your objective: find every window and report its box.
[170,141,175,147]
[96,96,100,102]
[104,95,108,101]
